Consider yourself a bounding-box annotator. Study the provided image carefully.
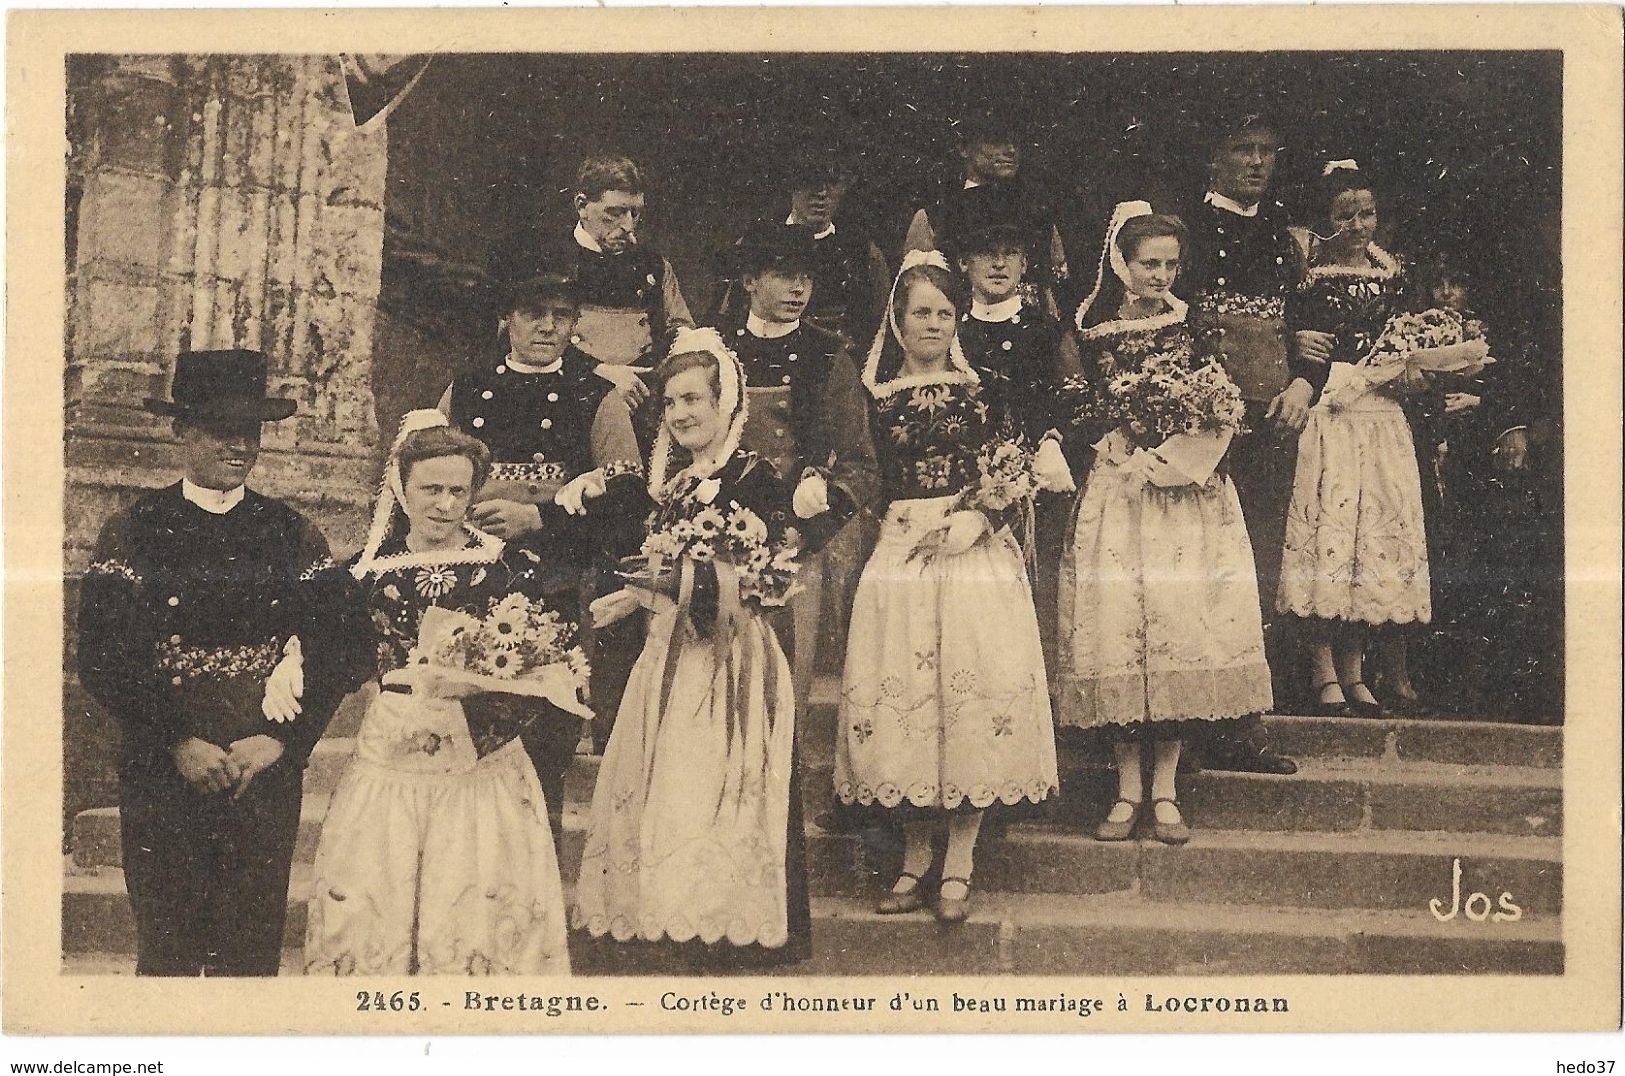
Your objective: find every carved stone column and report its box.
[65,54,388,566]
[63,55,390,824]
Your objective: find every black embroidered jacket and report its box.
[76,484,363,767]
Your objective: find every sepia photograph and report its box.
[5,4,1621,1039]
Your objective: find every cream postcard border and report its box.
[5,4,1621,1036]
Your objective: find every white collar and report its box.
[786,213,835,240]
[181,479,245,515]
[507,352,564,375]
[971,295,1023,322]
[573,222,604,253]
[746,312,800,339]
[1204,191,1260,218]
[1080,297,1189,341]
[1303,244,1400,283]
[357,525,504,578]
[963,178,983,190]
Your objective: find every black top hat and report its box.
[737,221,821,275]
[144,349,296,423]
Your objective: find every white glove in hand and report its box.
[941,511,989,557]
[590,588,643,629]
[556,469,608,516]
[261,638,304,723]
[1033,437,1076,493]
[793,472,831,519]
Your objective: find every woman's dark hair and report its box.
[890,263,971,325]
[1115,213,1189,264]
[576,155,645,202]
[655,349,722,400]
[1314,166,1379,221]
[396,425,492,491]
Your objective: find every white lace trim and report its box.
[1302,243,1399,284]
[1079,297,1189,340]
[573,910,789,950]
[835,778,1055,811]
[353,525,504,578]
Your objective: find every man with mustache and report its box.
[528,155,696,423]
[1171,108,1322,774]
[437,273,648,829]
[76,349,360,975]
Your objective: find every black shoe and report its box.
[1206,749,1298,776]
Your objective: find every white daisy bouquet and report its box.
[382,595,593,717]
[1323,307,1493,411]
[631,499,802,609]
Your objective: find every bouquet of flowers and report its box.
[382,595,593,718]
[910,438,1040,564]
[1096,343,1248,445]
[1323,307,1493,411]
[632,499,802,609]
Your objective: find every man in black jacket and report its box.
[438,272,649,819]
[1168,109,1310,773]
[77,349,358,975]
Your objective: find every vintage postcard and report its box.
[5,4,1621,1037]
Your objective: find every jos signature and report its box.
[1429,857,1522,923]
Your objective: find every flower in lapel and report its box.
[694,477,722,505]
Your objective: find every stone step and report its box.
[68,800,1561,917]
[73,754,1560,874]
[62,882,1561,977]
[316,684,1562,769]
[74,750,1563,873]
[294,738,1561,836]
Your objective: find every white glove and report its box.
[555,469,608,516]
[1033,437,1076,494]
[589,588,644,629]
[793,472,831,519]
[941,510,989,557]
[261,637,304,723]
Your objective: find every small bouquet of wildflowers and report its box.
[383,595,592,717]
[1097,344,1248,447]
[910,439,1040,564]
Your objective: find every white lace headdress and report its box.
[1074,199,1188,332]
[351,408,502,579]
[860,248,978,400]
[646,327,750,495]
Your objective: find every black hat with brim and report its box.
[505,272,582,315]
[950,188,1030,256]
[144,348,297,423]
[737,221,821,276]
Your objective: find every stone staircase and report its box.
[63,680,1563,976]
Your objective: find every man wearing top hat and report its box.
[904,109,1073,320]
[435,272,648,823]
[720,221,879,703]
[519,155,696,422]
[1166,108,1319,774]
[76,349,361,975]
[712,146,891,346]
